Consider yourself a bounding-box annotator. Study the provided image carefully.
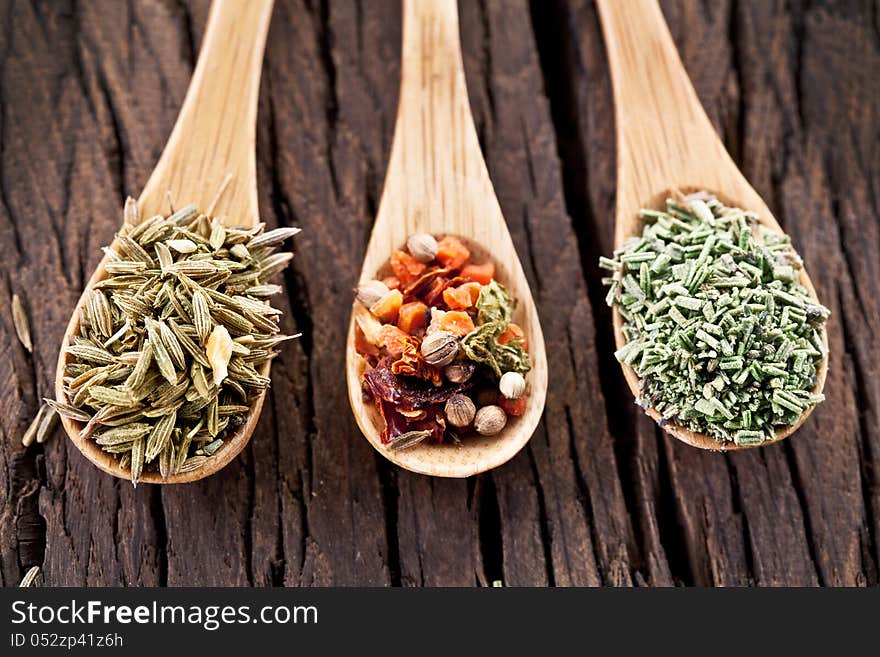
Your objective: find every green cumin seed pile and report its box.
[53,198,300,484]
[600,192,829,445]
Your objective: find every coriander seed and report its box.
[474,405,507,436]
[499,371,526,399]
[420,331,459,366]
[356,280,390,308]
[406,233,439,262]
[443,362,475,383]
[445,394,476,427]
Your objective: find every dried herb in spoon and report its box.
[54,198,300,484]
[600,192,829,445]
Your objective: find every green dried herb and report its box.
[475,279,513,325]
[601,192,829,444]
[57,198,300,484]
[461,281,530,378]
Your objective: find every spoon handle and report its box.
[395,0,480,184]
[400,0,467,93]
[139,0,274,225]
[597,0,748,243]
[366,0,499,266]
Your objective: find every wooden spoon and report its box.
[54,0,275,483]
[597,0,828,450]
[345,0,548,477]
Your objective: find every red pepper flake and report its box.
[498,395,527,417]
[390,250,426,285]
[377,399,446,444]
[390,336,443,386]
[403,266,454,299]
[364,361,472,411]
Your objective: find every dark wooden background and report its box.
[1,0,878,587]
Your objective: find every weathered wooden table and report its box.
[1,0,877,587]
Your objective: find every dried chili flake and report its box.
[390,335,443,386]
[364,361,471,410]
[377,399,446,444]
[403,266,454,299]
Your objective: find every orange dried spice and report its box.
[398,301,428,334]
[379,324,409,359]
[432,310,475,336]
[371,288,403,324]
[357,234,533,447]
[390,335,443,386]
[354,322,379,358]
[460,262,495,285]
[498,395,527,417]
[390,250,426,285]
[462,282,482,304]
[442,282,481,310]
[435,236,470,269]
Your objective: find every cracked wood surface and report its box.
[1,0,878,587]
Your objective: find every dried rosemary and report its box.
[55,198,299,484]
[600,192,829,445]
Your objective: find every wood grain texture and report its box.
[1,0,878,587]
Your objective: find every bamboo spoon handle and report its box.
[597,0,768,243]
[363,0,502,280]
[395,0,475,163]
[139,0,274,226]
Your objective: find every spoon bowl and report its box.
[597,0,828,450]
[54,0,275,483]
[345,0,547,477]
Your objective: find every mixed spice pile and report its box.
[601,192,829,445]
[354,233,531,450]
[52,198,299,483]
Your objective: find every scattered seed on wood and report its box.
[12,293,33,353]
[18,566,41,587]
[35,405,59,443]
[22,405,48,447]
